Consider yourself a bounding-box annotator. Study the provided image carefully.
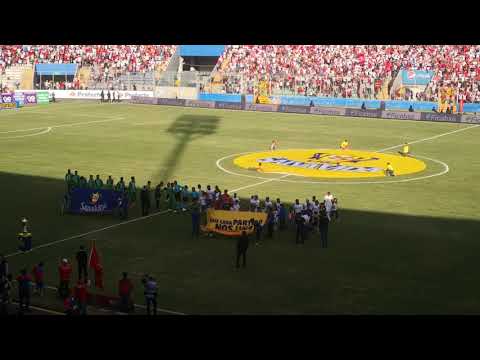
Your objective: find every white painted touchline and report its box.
[0,127,52,139]
[0,116,126,135]
[377,124,480,152]
[5,209,171,258]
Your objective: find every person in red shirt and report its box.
[220,190,232,210]
[31,262,45,296]
[118,272,134,313]
[74,279,88,315]
[58,259,72,299]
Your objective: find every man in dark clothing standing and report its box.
[76,246,88,281]
[266,208,274,238]
[295,213,305,244]
[16,269,32,314]
[100,90,104,103]
[141,186,150,216]
[254,220,262,246]
[319,206,330,248]
[191,198,201,239]
[236,231,250,269]
[107,90,111,103]
[154,182,164,210]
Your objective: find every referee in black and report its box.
[236,231,250,269]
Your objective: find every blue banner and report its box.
[69,188,123,214]
[401,70,434,85]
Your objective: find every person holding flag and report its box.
[88,241,104,290]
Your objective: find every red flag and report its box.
[88,241,100,270]
[89,241,103,289]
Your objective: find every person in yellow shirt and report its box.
[340,139,349,150]
[398,142,410,157]
[385,162,395,176]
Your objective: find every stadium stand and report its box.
[2,45,480,102]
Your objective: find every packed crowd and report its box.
[0,45,176,82]
[216,45,480,102]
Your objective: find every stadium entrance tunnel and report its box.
[233,149,426,179]
[157,114,221,181]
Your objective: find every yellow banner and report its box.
[203,209,267,236]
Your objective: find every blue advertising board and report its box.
[401,70,434,85]
[69,188,124,214]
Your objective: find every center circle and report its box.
[233,149,426,179]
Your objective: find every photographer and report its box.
[142,275,158,315]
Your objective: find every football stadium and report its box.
[1,45,480,315]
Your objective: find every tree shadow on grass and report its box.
[1,171,480,313]
[156,114,221,182]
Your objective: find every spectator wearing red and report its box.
[118,272,134,313]
[220,189,233,210]
[58,258,72,299]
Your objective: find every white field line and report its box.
[231,174,290,193]
[377,124,480,152]
[42,285,185,315]
[0,116,125,135]
[216,123,480,185]
[11,301,65,315]
[0,127,52,139]
[5,209,172,258]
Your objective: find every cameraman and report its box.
[142,275,158,315]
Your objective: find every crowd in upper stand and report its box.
[2,45,480,102]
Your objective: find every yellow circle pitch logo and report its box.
[234,149,426,178]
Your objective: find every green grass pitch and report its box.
[1,101,479,314]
